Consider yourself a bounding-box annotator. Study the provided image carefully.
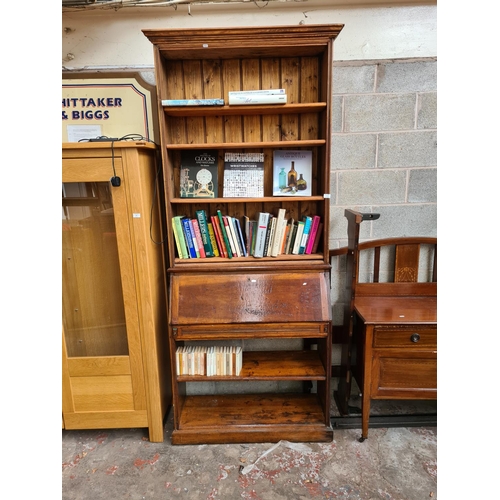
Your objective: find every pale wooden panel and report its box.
[222,59,243,143]
[281,58,300,141]
[63,410,148,431]
[67,355,131,377]
[71,375,135,411]
[62,328,75,415]
[184,60,206,144]
[261,58,281,143]
[203,60,225,144]
[63,158,124,183]
[299,57,320,141]
[242,59,262,143]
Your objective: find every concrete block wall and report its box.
[329,57,437,328]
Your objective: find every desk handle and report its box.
[410,333,420,343]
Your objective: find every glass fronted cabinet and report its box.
[62,142,171,442]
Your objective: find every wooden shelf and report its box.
[177,350,327,381]
[171,195,325,204]
[163,102,327,117]
[166,140,326,150]
[172,393,332,444]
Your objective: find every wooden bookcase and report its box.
[143,24,343,444]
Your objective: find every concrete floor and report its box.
[62,394,438,500]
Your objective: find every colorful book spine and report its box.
[196,210,215,257]
[172,215,189,259]
[181,217,197,258]
[284,218,295,254]
[263,216,275,257]
[207,221,220,257]
[234,218,248,257]
[298,216,313,255]
[254,212,270,258]
[305,216,321,254]
[211,215,227,258]
[224,216,239,257]
[270,208,287,257]
[162,98,224,106]
[292,220,305,255]
[191,219,206,258]
[311,222,324,254]
[216,210,233,258]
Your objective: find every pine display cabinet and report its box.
[143,24,344,444]
[62,141,171,442]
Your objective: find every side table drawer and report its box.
[370,350,437,399]
[373,325,437,348]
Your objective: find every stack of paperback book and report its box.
[176,345,243,376]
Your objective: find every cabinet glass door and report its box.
[62,182,128,357]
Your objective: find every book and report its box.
[311,222,324,254]
[272,150,313,196]
[162,98,224,106]
[233,217,248,257]
[298,216,312,255]
[284,218,295,254]
[254,212,270,258]
[263,215,275,257]
[172,215,189,259]
[196,210,215,257]
[180,150,218,198]
[270,208,287,257]
[223,152,264,198]
[228,94,287,105]
[305,216,321,254]
[286,221,298,255]
[211,215,227,258]
[206,221,220,257]
[228,89,285,96]
[292,220,305,255]
[181,217,197,258]
[224,216,240,257]
[188,219,201,258]
[217,210,233,258]
[191,219,206,258]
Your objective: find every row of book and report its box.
[162,88,287,107]
[176,346,243,376]
[172,209,323,259]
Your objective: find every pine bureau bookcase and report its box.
[143,25,344,444]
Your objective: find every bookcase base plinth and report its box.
[172,393,333,445]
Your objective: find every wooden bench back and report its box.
[330,217,437,300]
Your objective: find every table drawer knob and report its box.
[410,333,421,343]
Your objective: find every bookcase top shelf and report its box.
[167,140,326,150]
[163,103,327,117]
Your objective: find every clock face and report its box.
[196,168,212,185]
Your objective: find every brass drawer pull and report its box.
[410,333,420,343]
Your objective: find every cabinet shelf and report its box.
[177,350,327,381]
[172,393,332,445]
[171,195,325,204]
[166,140,326,150]
[163,102,327,117]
